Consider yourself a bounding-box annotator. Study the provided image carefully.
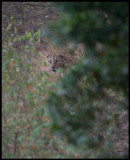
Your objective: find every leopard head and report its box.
[52,55,65,72]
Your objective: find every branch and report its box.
[9,15,46,20]
[3,2,48,7]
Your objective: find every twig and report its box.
[8,15,46,20]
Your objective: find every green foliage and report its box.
[2,2,80,158]
[3,7,57,158]
[46,2,128,158]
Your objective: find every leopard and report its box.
[47,52,77,72]
[52,54,77,72]
[46,43,85,75]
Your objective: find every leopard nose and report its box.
[52,67,56,72]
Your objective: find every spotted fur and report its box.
[47,53,77,72]
[46,43,84,73]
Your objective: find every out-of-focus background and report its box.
[2,2,128,158]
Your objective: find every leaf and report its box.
[26,32,32,40]
[14,27,17,34]
[25,94,29,100]
[11,16,15,21]
[11,80,15,84]
[16,126,21,130]
[22,21,24,27]
[26,85,30,90]
[38,29,42,35]
[41,127,45,133]
[16,67,20,72]
[43,61,47,67]
[31,48,34,54]
[9,61,13,69]
[30,89,35,94]
[44,116,50,123]
[31,145,35,150]
[6,23,12,31]
[13,18,16,24]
